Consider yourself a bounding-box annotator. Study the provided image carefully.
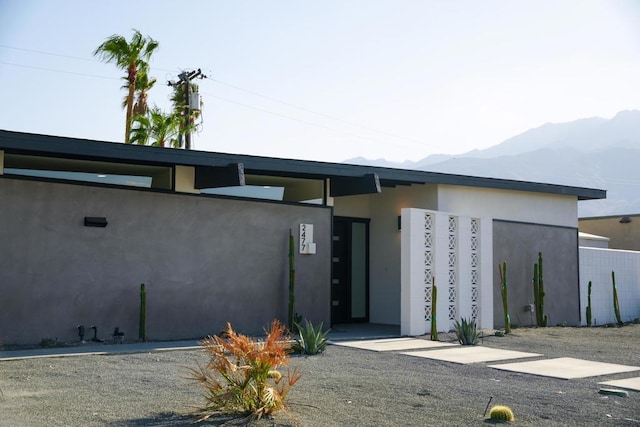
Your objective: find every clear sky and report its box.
[1,1,639,162]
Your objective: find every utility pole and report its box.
[168,69,206,150]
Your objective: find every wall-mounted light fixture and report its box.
[84,216,108,227]
[620,216,631,224]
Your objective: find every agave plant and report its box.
[453,317,480,345]
[189,320,301,421]
[292,319,330,355]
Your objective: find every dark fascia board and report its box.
[0,129,606,200]
[330,173,381,197]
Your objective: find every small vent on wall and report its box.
[84,217,108,228]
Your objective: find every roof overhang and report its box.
[0,130,607,201]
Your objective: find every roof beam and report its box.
[194,163,245,189]
[330,173,381,197]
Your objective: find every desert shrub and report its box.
[189,320,301,421]
[291,319,330,355]
[453,317,480,345]
[489,405,515,422]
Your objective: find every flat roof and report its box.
[0,129,606,200]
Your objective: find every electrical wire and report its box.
[0,61,117,80]
[0,44,427,149]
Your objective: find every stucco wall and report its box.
[492,220,580,328]
[331,184,437,325]
[437,185,578,228]
[0,177,331,345]
[368,185,438,324]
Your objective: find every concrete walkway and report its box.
[0,340,201,361]
[2,325,639,393]
[332,336,640,391]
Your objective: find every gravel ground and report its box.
[0,325,639,426]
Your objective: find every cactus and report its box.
[612,271,623,326]
[533,252,547,327]
[498,261,511,334]
[430,277,438,341]
[586,281,592,327]
[139,283,147,341]
[288,229,296,331]
[489,405,515,422]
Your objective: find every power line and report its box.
[0,45,98,62]
[0,61,117,80]
[202,91,405,146]
[0,44,429,148]
[204,77,429,146]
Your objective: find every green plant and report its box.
[612,271,623,326]
[139,283,147,341]
[430,277,438,341]
[93,29,159,143]
[189,320,301,421]
[288,229,296,331]
[586,281,592,327]
[291,319,330,355]
[533,252,548,327]
[489,405,515,422]
[453,317,480,345]
[498,261,511,334]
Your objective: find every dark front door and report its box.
[331,217,369,324]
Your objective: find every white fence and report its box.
[579,247,640,325]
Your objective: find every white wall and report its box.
[437,185,578,228]
[579,247,640,325]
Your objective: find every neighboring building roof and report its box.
[0,129,606,200]
[580,214,640,221]
[578,232,610,242]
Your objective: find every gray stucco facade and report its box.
[0,130,607,345]
[492,220,580,327]
[0,178,331,345]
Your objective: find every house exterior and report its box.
[0,130,606,345]
[578,217,640,325]
[579,214,640,251]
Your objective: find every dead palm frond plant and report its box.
[189,320,301,421]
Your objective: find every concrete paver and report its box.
[402,346,541,364]
[332,337,455,352]
[489,357,640,380]
[599,377,640,392]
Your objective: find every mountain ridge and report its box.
[342,110,640,217]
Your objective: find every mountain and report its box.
[343,110,640,217]
[343,154,454,169]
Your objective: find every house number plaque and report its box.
[299,223,316,254]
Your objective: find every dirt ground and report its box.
[0,325,639,426]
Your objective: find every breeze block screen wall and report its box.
[401,208,493,335]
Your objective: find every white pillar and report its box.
[478,217,494,329]
[400,208,428,336]
[457,216,473,321]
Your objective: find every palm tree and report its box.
[93,29,159,143]
[129,107,181,148]
[121,65,157,117]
